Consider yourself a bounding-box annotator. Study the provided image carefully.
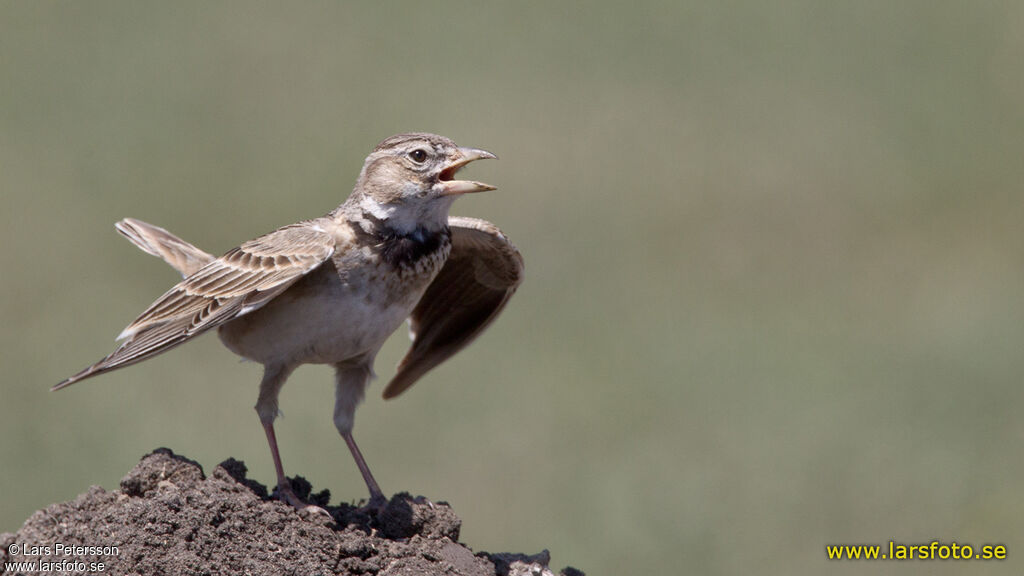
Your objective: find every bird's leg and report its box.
[256,364,330,517]
[342,430,387,509]
[334,361,387,511]
[260,419,303,507]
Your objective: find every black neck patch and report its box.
[357,211,450,268]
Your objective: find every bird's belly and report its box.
[217,259,434,366]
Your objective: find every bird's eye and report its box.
[408,149,429,163]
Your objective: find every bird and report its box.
[55,133,524,512]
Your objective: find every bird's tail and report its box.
[53,218,216,391]
[115,218,215,277]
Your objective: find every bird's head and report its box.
[350,133,497,234]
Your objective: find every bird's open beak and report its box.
[438,147,498,196]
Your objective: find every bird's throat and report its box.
[356,209,451,269]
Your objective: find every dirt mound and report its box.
[1,449,582,576]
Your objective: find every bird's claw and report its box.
[297,504,334,521]
[275,484,333,521]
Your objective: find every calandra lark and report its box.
[55,133,524,511]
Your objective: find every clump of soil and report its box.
[1,448,582,576]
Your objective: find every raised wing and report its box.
[54,220,337,390]
[115,218,216,277]
[383,217,524,399]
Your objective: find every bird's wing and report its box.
[115,218,216,277]
[383,216,524,399]
[54,220,337,390]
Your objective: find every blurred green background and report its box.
[3,1,1023,574]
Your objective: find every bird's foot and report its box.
[356,493,389,515]
[274,483,333,520]
[411,495,436,509]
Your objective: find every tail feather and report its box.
[54,218,217,390]
[115,218,215,277]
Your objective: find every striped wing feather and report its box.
[54,220,336,390]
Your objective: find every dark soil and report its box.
[1,449,583,576]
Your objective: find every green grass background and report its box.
[3,2,1024,574]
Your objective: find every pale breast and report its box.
[218,235,450,367]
